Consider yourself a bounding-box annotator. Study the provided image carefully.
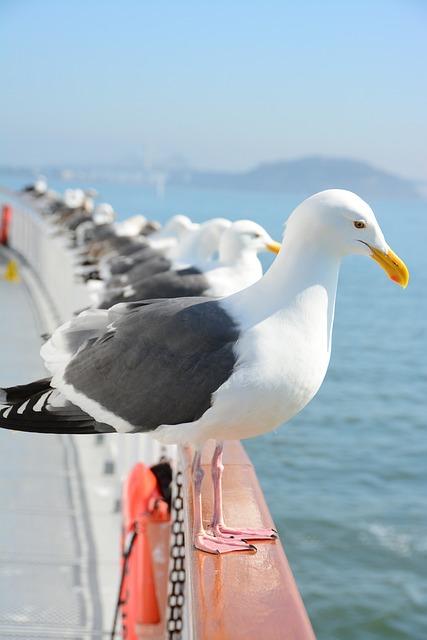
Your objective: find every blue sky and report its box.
[1,0,426,180]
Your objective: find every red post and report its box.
[1,204,12,245]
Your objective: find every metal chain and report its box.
[110,528,137,639]
[166,469,186,639]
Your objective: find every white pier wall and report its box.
[7,196,92,322]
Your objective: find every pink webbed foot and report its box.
[194,532,257,555]
[213,524,278,542]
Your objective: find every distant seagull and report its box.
[21,176,48,197]
[106,217,230,283]
[107,214,203,269]
[48,188,98,227]
[0,190,408,554]
[74,203,117,246]
[80,214,196,272]
[93,217,232,304]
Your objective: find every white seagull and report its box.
[0,190,409,554]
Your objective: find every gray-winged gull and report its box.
[0,190,409,554]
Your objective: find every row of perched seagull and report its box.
[20,180,281,308]
[87,217,281,308]
[3,181,409,554]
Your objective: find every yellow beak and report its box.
[266,240,282,254]
[369,245,409,288]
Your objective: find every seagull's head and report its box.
[163,214,197,236]
[286,189,409,288]
[93,203,116,225]
[219,220,281,261]
[196,218,232,256]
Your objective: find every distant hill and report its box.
[1,156,424,201]
[169,156,423,201]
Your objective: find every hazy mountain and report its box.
[1,156,424,200]
[169,156,424,201]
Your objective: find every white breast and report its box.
[154,284,333,447]
[206,296,331,440]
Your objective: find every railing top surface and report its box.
[181,440,315,640]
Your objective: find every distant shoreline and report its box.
[0,155,424,201]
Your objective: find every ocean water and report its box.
[1,172,426,639]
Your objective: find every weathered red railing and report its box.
[181,440,316,640]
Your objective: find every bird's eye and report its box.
[354,220,367,229]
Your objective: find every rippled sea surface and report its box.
[2,172,426,639]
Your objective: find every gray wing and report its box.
[64,297,240,431]
[108,247,165,277]
[124,255,172,281]
[99,268,208,308]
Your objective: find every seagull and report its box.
[78,214,196,278]
[73,203,117,248]
[97,219,280,307]
[101,217,229,285]
[0,190,409,554]
[21,175,48,197]
[48,188,98,228]
[145,214,198,252]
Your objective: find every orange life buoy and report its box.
[119,462,171,640]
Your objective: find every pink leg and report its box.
[191,445,256,554]
[210,441,278,542]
